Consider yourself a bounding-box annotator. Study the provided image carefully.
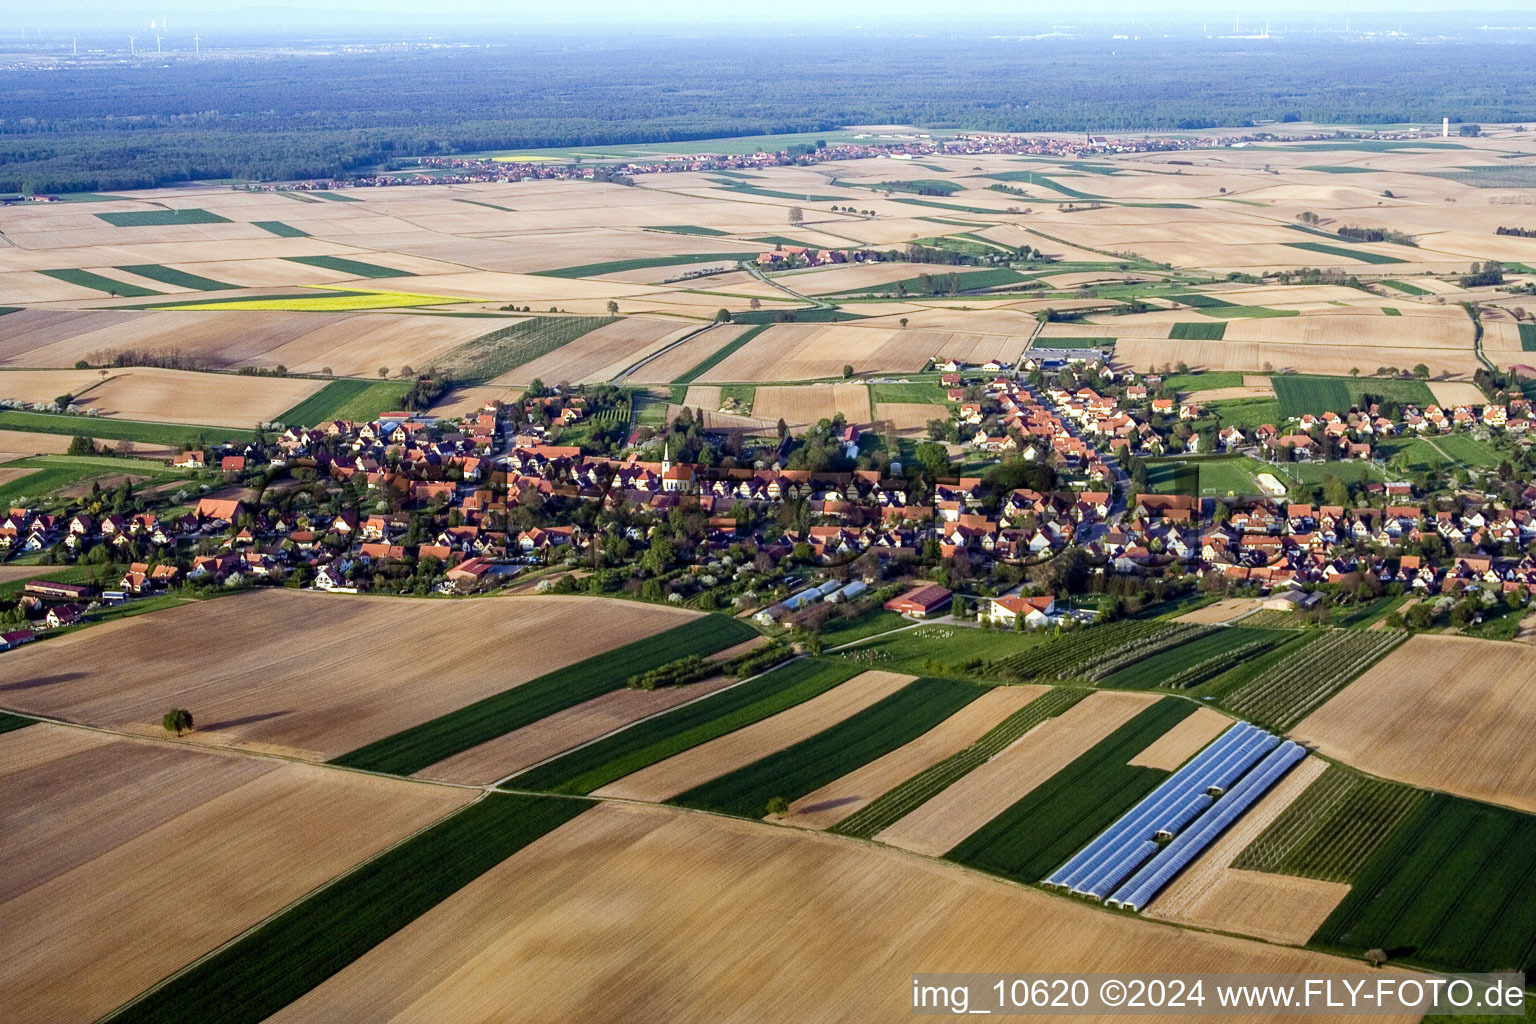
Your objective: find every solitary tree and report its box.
[777,417,789,441]
[1413,363,1431,380]
[842,364,854,379]
[1365,949,1388,969]
[765,796,790,816]
[787,206,804,226]
[899,318,909,328]
[606,300,619,315]
[714,308,732,323]
[378,366,389,379]
[749,297,762,311]
[162,708,193,737]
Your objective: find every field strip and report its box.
[593,670,914,802]
[334,612,755,776]
[99,793,591,1024]
[0,723,476,1024]
[413,673,740,786]
[1127,706,1231,770]
[1147,757,1342,945]
[779,686,1047,830]
[259,799,1417,1023]
[504,657,860,795]
[671,676,986,818]
[1293,634,1536,814]
[875,690,1159,857]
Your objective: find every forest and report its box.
[2,34,1534,192]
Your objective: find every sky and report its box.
[18,0,1535,36]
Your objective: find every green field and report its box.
[95,208,232,227]
[647,224,730,236]
[716,182,845,202]
[1100,627,1289,690]
[868,381,949,404]
[818,608,907,646]
[871,179,964,195]
[114,264,236,291]
[1233,766,1427,883]
[252,221,309,237]
[1520,324,1536,352]
[675,324,769,384]
[947,699,1195,878]
[1161,371,1243,392]
[828,267,1027,297]
[1422,166,1536,189]
[1143,455,1268,497]
[836,623,1049,677]
[0,711,36,734]
[1197,304,1299,319]
[983,621,1207,684]
[1302,165,1378,174]
[437,316,618,385]
[0,409,247,445]
[331,614,757,776]
[1284,241,1407,265]
[1221,630,1406,730]
[1382,279,1429,295]
[1206,397,1282,429]
[102,794,589,1024]
[276,379,410,426]
[982,171,1104,200]
[671,676,985,818]
[730,307,865,324]
[1313,793,1536,974]
[37,268,162,297]
[1169,321,1226,341]
[1271,374,1435,418]
[309,190,363,202]
[0,454,184,506]
[832,687,1088,839]
[1168,293,1236,308]
[1382,306,1402,316]
[283,255,412,279]
[889,197,1010,215]
[512,658,860,795]
[533,252,749,278]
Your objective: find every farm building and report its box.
[884,584,953,617]
[985,595,1056,627]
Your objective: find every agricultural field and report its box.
[0,724,473,1024]
[0,453,185,506]
[750,383,870,427]
[275,377,409,426]
[1099,627,1290,689]
[0,590,716,763]
[876,690,1159,857]
[1294,635,1536,813]
[1313,793,1536,974]
[672,675,985,819]
[983,619,1213,684]
[253,800,1406,1024]
[0,367,324,428]
[1221,630,1407,731]
[594,669,914,803]
[512,658,862,796]
[1272,374,1435,418]
[945,698,1196,882]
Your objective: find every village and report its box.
[4,344,1536,653]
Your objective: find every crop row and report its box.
[104,793,589,1024]
[1156,633,1288,690]
[672,676,985,819]
[1073,625,1219,682]
[331,613,757,776]
[985,621,1188,682]
[1233,766,1426,883]
[438,315,618,385]
[1314,794,1536,974]
[946,698,1195,881]
[511,657,859,795]
[1222,631,1406,730]
[831,687,1089,840]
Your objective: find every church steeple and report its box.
[662,442,671,475]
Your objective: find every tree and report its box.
[714,308,732,323]
[765,796,789,816]
[841,364,854,379]
[606,300,619,315]
[777,417,788,441]
[787,206,804,226]
[66,434,95,456]
[1412,363,1430,380]
[54,393,74,411]
[1365,949,1389,968]
[749,297,762,311]
[899,318,909,328]
[161,708,194,737]
[378,366,389,379]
